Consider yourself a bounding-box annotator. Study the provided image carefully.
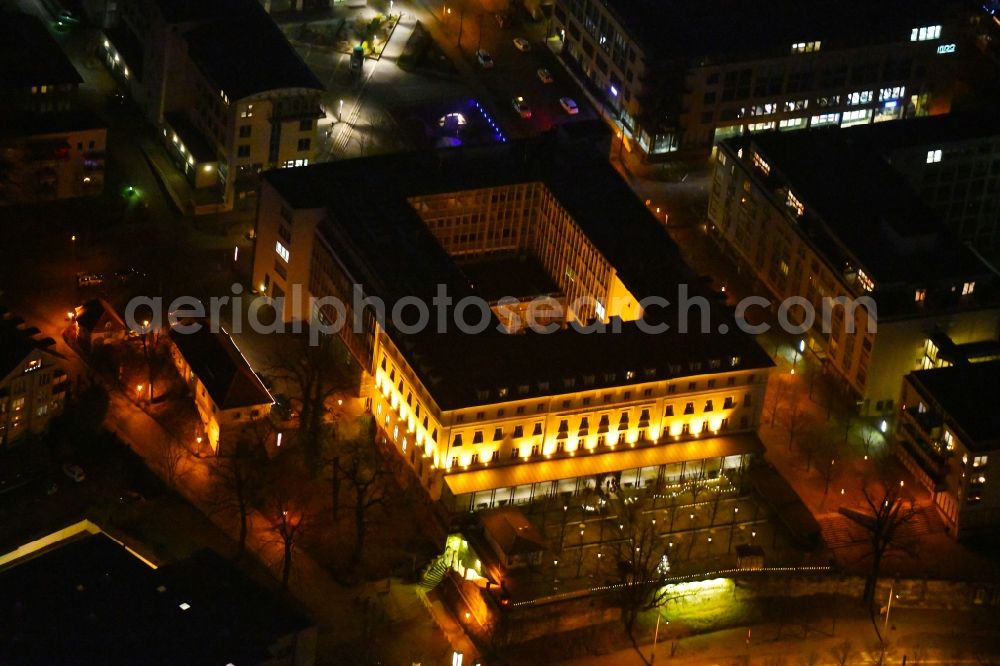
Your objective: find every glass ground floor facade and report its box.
[442,434,760,513]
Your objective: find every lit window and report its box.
[910,25,942,42]
[786,190,805,216]
[962,281,975,296]
[973,455,988,468]
[752,152,771,175]
[926,149,942,164]
[779,261,790,276]
[275,241,290,263]
[847,90,873,106]
[914,289,926,303]
[857,269,875,292]
[810,113,840,127]
[790,41,821,54]
[879,86,905,101]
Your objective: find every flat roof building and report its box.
[252,131,773,512]
[551,0,964,161]
[895,361,1000,539]
[101,0,324,209]
[0,12,106,204]
[0,522,315,664]
[708,128,1000,415]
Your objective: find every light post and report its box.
[882,580,896,640]
[649,610,665,665]
[338,99,344,122]
[728,506,739,553]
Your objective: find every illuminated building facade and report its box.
[0,308,68,446]
[167,320,274,453]
[252,134,773,512]
[709,131,1000,416]
[101,0,323,207]
[895,361,1000,538]
[550,0,962,160]
[0,13,106,204]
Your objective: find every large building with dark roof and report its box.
[0,522,315,665]
[708,128,1000,416]
[0,12,106,204]
[101,0,324,208]
[896,361,1000,538]
[252,131,773,511]
[550,0,965,161]
[0,306,68,446]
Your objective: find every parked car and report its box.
[119,490,145,504]
[537,68,553,84]
[511,96,532,119]
[559,97,579,115]
[476,49,494,69]
[61,463,86,483]
[77,273,104,288]
[513,37,531,52]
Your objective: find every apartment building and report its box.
[0,308,68,446]
[252,132,773,512]
[895,361,1000,538]
[708,130,1000,415]
[551,0,962,161]
[0,13,106,204]
[102,0,323,207]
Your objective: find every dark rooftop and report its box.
[168,319,272,410]
[910,361,1000,451]
[726,130,993,289]
[0,13,82,91]
[0,532,310,665]
[263,132,773,409]
[180,0,323,100]
[164,111,217,162]
[0,307,57,378]
[602,0,961,60]
[845,112,1000,153]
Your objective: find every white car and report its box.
[512,96,532,119]
[476,49,494,69]
[537,68,553,84]
[62,463,86,483]
[513,37,531,52]
[559,97,579,115]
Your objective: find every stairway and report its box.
[419,553,450,590]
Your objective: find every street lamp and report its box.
[338,99,344,122]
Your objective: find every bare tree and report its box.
[610,497,675,662]
[830,639,853,666]
[334,418,392,571]
[270,329,356,473]
[206,423,269,554]
[258,461,314,588]
[157,435,187,488]
[843,475,919,641]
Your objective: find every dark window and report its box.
[237,145,251,157]
[238,125,251,138]
[297,138,311,151]
[299,119,313,131]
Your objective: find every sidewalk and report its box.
[560,608,1000,666]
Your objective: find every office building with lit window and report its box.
[844,113,1000,248]
[708,130,1000,416]
[252,132,773,512]
[550,0,963,161]
[101,0,323,208]
[0,307,68,446]
[0,13,106,204]
[895,361,1000,539]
